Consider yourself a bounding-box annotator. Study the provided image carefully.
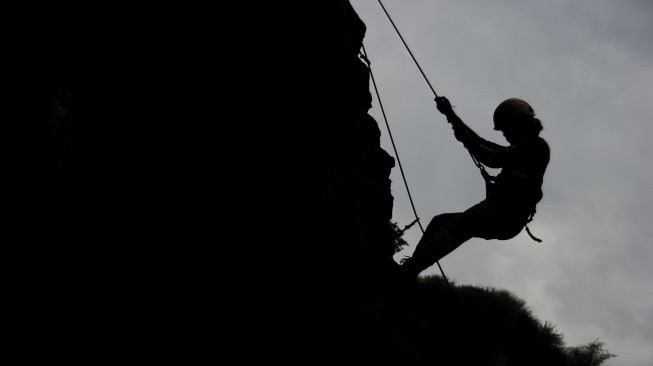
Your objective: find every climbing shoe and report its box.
[397,256,420,283]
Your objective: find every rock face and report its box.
[244,1,401,362]
[4,1,399,361]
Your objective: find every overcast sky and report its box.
[351,1,653,365]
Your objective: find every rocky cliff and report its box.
[242,2,402,362]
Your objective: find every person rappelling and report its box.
[398,96,550,280]
[365,0,551,283]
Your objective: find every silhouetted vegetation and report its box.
[390,221,410,253]
[380,275,614,365]
[566,340,615,366]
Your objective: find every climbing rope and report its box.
[376,0,438,98]
[376,0,490,182]
[360,46,452,289]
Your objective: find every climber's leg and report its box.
[410,213,474,274]
[417,213,460,248]
[398,213,456,279]
[401,201,497,278]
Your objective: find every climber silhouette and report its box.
[399,96,550,280]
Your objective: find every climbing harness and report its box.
[479,169,542,243]
[373,0,543,244]
[525,211,542,243]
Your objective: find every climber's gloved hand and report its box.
[435,96,454,117]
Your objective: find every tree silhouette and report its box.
[566,340,615,366]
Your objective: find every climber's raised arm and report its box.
[435,96,512,168]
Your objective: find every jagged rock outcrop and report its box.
[244,1,401,363]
